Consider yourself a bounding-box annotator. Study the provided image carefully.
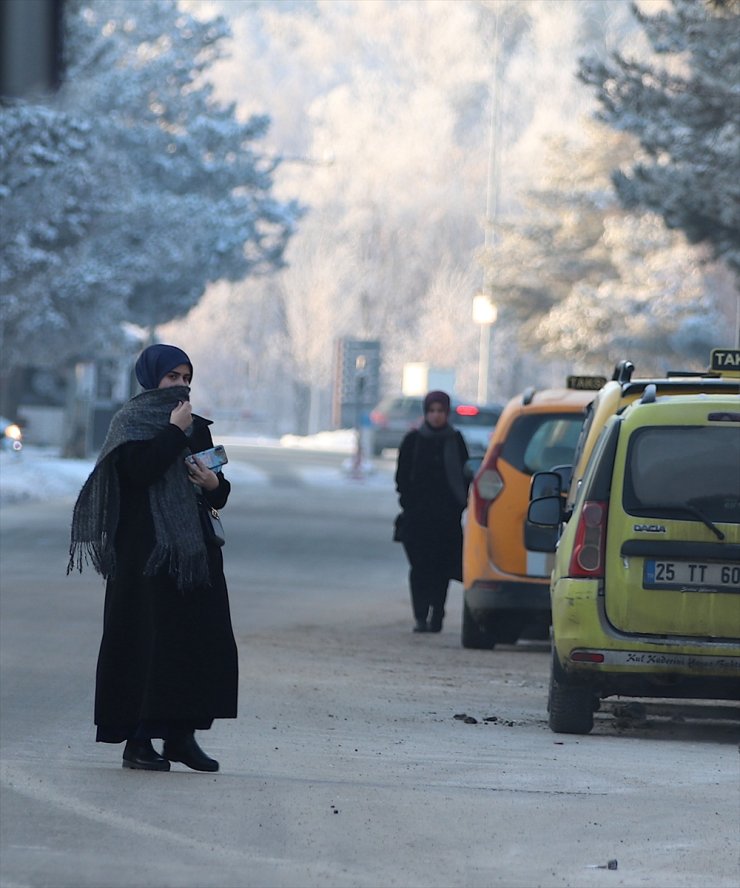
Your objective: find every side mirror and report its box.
[550,464,574,492]
[464,457,482,480]
[524,521,559,553]
[528,495,563,527]
[529,471,562,500]
[525,495,562,553]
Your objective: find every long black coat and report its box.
[395,426,469,582]
[94,416,238,742]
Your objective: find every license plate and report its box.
[644,560,740,592]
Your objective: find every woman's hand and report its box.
[170,400,192,432]
[186,455,219,491]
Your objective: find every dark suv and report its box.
[370,396,502,457]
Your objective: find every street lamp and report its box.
[473,294,498,404]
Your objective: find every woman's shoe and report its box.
[429,608,444,632]
[163,734,219,772]
[122,739,170,771]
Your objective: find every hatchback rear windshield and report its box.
[502,414,585,474]
[623,425,740,524]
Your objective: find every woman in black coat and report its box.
[395,391,469,633]
[69,344,238,772]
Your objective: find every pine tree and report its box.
[0,0,300,375]
[579,0,740,277]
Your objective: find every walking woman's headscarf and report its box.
[68,345,209,592]
[423,391,451,415]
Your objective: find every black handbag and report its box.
[200,500,225,547]
[207,507,225,546]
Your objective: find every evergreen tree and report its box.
[579,0,740,276]
[0,0,300,375]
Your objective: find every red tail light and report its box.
[472,443,504,526]
[568,500,608,578]
[570,650,605,663]
[370,410,387,427]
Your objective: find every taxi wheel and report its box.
[461,603,495,650]
[548,653,594,735]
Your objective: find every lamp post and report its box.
[473,294,497,404]
[473,8,501,406]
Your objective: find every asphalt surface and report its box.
[1,446,738,888]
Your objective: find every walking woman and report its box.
[395,391,470,633]
[69,344,238,772]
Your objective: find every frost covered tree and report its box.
[175,0,714,432]
[482,124,626,335]
[579,0,740,277]
[534,212,725,373]
[0,0,299,380]
[482,120,725,374]
[174,0,607,419]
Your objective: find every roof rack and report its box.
[640,384,657,404]
[522,386,536,406]
[612,360,634,384]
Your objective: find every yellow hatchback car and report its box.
[462,378,603,648]
[528,391,740,734]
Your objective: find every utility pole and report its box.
[475,9,501,404]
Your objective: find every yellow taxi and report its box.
[462,377,604,648]
[528,390,740,733]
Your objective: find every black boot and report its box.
[163,733,219,772]
[428,612,443,632]
[122,739,170,771]
[413,620,428,633]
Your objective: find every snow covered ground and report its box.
[0,430,391,505]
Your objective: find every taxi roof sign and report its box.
[710,348,740,376]
[567,375,607,391]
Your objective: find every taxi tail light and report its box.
[472,443,504,526]
[569,500,607,578]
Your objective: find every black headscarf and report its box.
[135,344,193,390]
[424,390,451,414]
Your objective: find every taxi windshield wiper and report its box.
[631,502,725,541]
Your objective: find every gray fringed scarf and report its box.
[68,386,209,592]
[417,421,469,509]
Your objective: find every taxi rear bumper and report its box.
[552,578,740,699]
[465,580,551,617]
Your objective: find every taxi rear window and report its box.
[623,426,740,524]
[503,414,585,474]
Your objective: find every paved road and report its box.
[1,446,738,888]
